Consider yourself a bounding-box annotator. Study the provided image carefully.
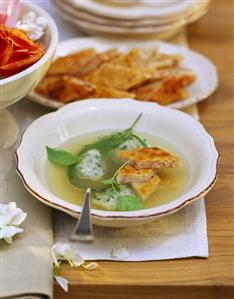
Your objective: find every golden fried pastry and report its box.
[78,48,119,78]
[111,48,180,70]
[85,63,151,91]
[56,76,95,102]
[35,46,196,106]
[118,147,181,170]
[86,85,135,99]
[133,79,188,105]
[116,165,155,184]
[132,174,161,200]
[151,53,182,69]
[150,67,196,83]
[111,48,147,68]
[35,75,63,97]
[47,48,96,76]
[132,67,196,105]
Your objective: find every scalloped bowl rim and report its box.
[16,99,220,221]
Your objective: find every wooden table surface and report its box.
[55,1,234,298]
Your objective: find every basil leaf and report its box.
[131,134,148,147]
[116,195,144,211]
[46,146,78,165]
[77,113,143,156]
[102,178,115,185]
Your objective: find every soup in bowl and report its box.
[16,99,219,227]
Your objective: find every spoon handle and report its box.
[70,188,94,242]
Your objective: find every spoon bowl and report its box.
[70,187,94,242]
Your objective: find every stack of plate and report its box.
[52,0,210,38]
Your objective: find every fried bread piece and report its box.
[150,53,182,69]
[86,85,135,99]
[132,174,161,200]
[85,63,151,91]
[134,79,188,105]
[35,74,134,102]
[111,48,181,70]
[111,48,158,68]
[118,147,181,170]
[35,75,64,97]
[111,48,142,68]
[56,76,95,102]
[78,48,119,78]
[132,67,196,105]
[47,48,96,76]
[150,67,196,84]
[47,48,119,78]
[116,165,155,184]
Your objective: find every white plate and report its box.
[67,0,209,20]
[28,38,218,110]
[16,99,219,227]
[52,2,182,36]
[53,0,209,28]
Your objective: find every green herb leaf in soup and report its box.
[116,195,144,211]
[46,146,78,165]
[77,113,144,157]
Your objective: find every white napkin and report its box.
[54,199,208,261]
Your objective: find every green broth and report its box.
[45,131,190,210]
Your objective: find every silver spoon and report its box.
[67,160,107,242]
[70,187,94,242]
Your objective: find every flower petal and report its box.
[52,243,75,261]
[0,226,23,239]
[0,202,27,227]
[63,244,75,261]
[0,202,16,214]
[51,245,60,268]
[21,11,36,24]
[4,237,13,244]
[0,214,11,229]
[10,209,27,226]
[110,247,130,260]
[16,12,47,41]
[54,276,69,293]
[0,202,26,244]
[73,253,85,268]
[82,262,98,271]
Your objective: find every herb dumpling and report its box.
[111,137,146,164]
[77,149,106,180]
[93,185,134,210]
[118,138,142,151]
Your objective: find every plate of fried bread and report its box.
[29,38,218,110]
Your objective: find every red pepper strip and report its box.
[0,25,45,77]
[0,38,14,65]
[0,51,44,77]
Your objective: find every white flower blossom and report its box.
[51,243,85,268]
[54,276,69,292]
[16,11,47,41]
[51,243,98,292]
[0,202,27,244]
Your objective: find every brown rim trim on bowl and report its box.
[15,149,220,220]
